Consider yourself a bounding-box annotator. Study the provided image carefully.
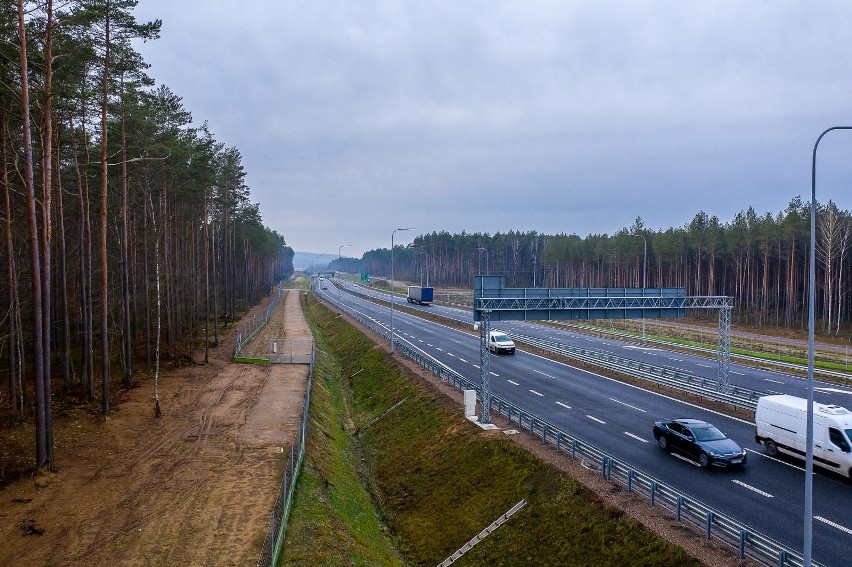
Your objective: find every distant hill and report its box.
[293,251,337,271]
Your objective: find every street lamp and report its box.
[338,244,351,307]
[629,233,647,342]
[390,227,414,353]
[803,126,852,567]
[476,247,489,275]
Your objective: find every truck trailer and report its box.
[407,286,434,305]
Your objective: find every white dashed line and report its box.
[815,516,852,535]
[586,415,606,424]
[697,363,711,368]
[730,371,744,375]
[624,432,648,443]
[529,390,544,397]
[764,378,784,384]
[473,365,480,369]
[507,380,520,386]
[533,369,558,379]
[672,453,700,467]
[555,401,572,410]
[609,398,647,413]
[732,480,774,498]
[435,348,444,352]
[490,372,500,377]
[458,358,468,363]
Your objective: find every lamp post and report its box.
[476,247,489,275]
[390,227,413,353]
[804,126,852,567]
[629,233,647,342]
[338,244,351,307]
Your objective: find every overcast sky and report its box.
[133,1,852,259]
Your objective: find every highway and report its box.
[318,279,852,567]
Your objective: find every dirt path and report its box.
[0,289,311,567]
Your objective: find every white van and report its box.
[754,394,852,479]
[488,330,516,355]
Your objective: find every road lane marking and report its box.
[533,369,558,379]
[732,480,773,498]
[764,378,784,384]
[815,388,852,395]
[672,453,700,467]
[490,372,500,377]
[609,398,647,413]
[555,401,572,410]
[447,353,455,357]
[529,390,544,397]
[815,516,852,535]
[435,348,444,352]
[458,358,468,363]
[507,380,520,386]
[586,415,606,424]
[730,371,744,375]
[697,363,711,368]
[624,432,648,443]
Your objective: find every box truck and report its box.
[754,394,852,478]
[407,286,434,305]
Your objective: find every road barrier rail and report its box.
[511,332,766,411]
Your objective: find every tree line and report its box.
[1,1,293,471]
[350,198,850,333]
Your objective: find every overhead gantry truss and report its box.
[471,276,733,424]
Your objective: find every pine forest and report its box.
[1,1,294,471]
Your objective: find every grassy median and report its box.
[281,294,701,566]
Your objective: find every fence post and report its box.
[676,495,683,521]
[706,511,714,540]
[627,470,633,492]
[650,482,656,506]
[739,530,746,559]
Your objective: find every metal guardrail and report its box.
[235,284,285,357]
[256,341,315,567]
[318,291,823,567]
[510,332,767,411]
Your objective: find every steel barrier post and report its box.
[706,512,714,540]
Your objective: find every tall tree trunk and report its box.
[18,0,51,469]
[120,101,132,387]
[100,9,112,415]
[2,116,21,411]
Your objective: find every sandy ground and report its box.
[0,289,310,567]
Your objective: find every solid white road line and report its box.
[624,432,648,443]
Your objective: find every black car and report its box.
[653,418,747,468]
